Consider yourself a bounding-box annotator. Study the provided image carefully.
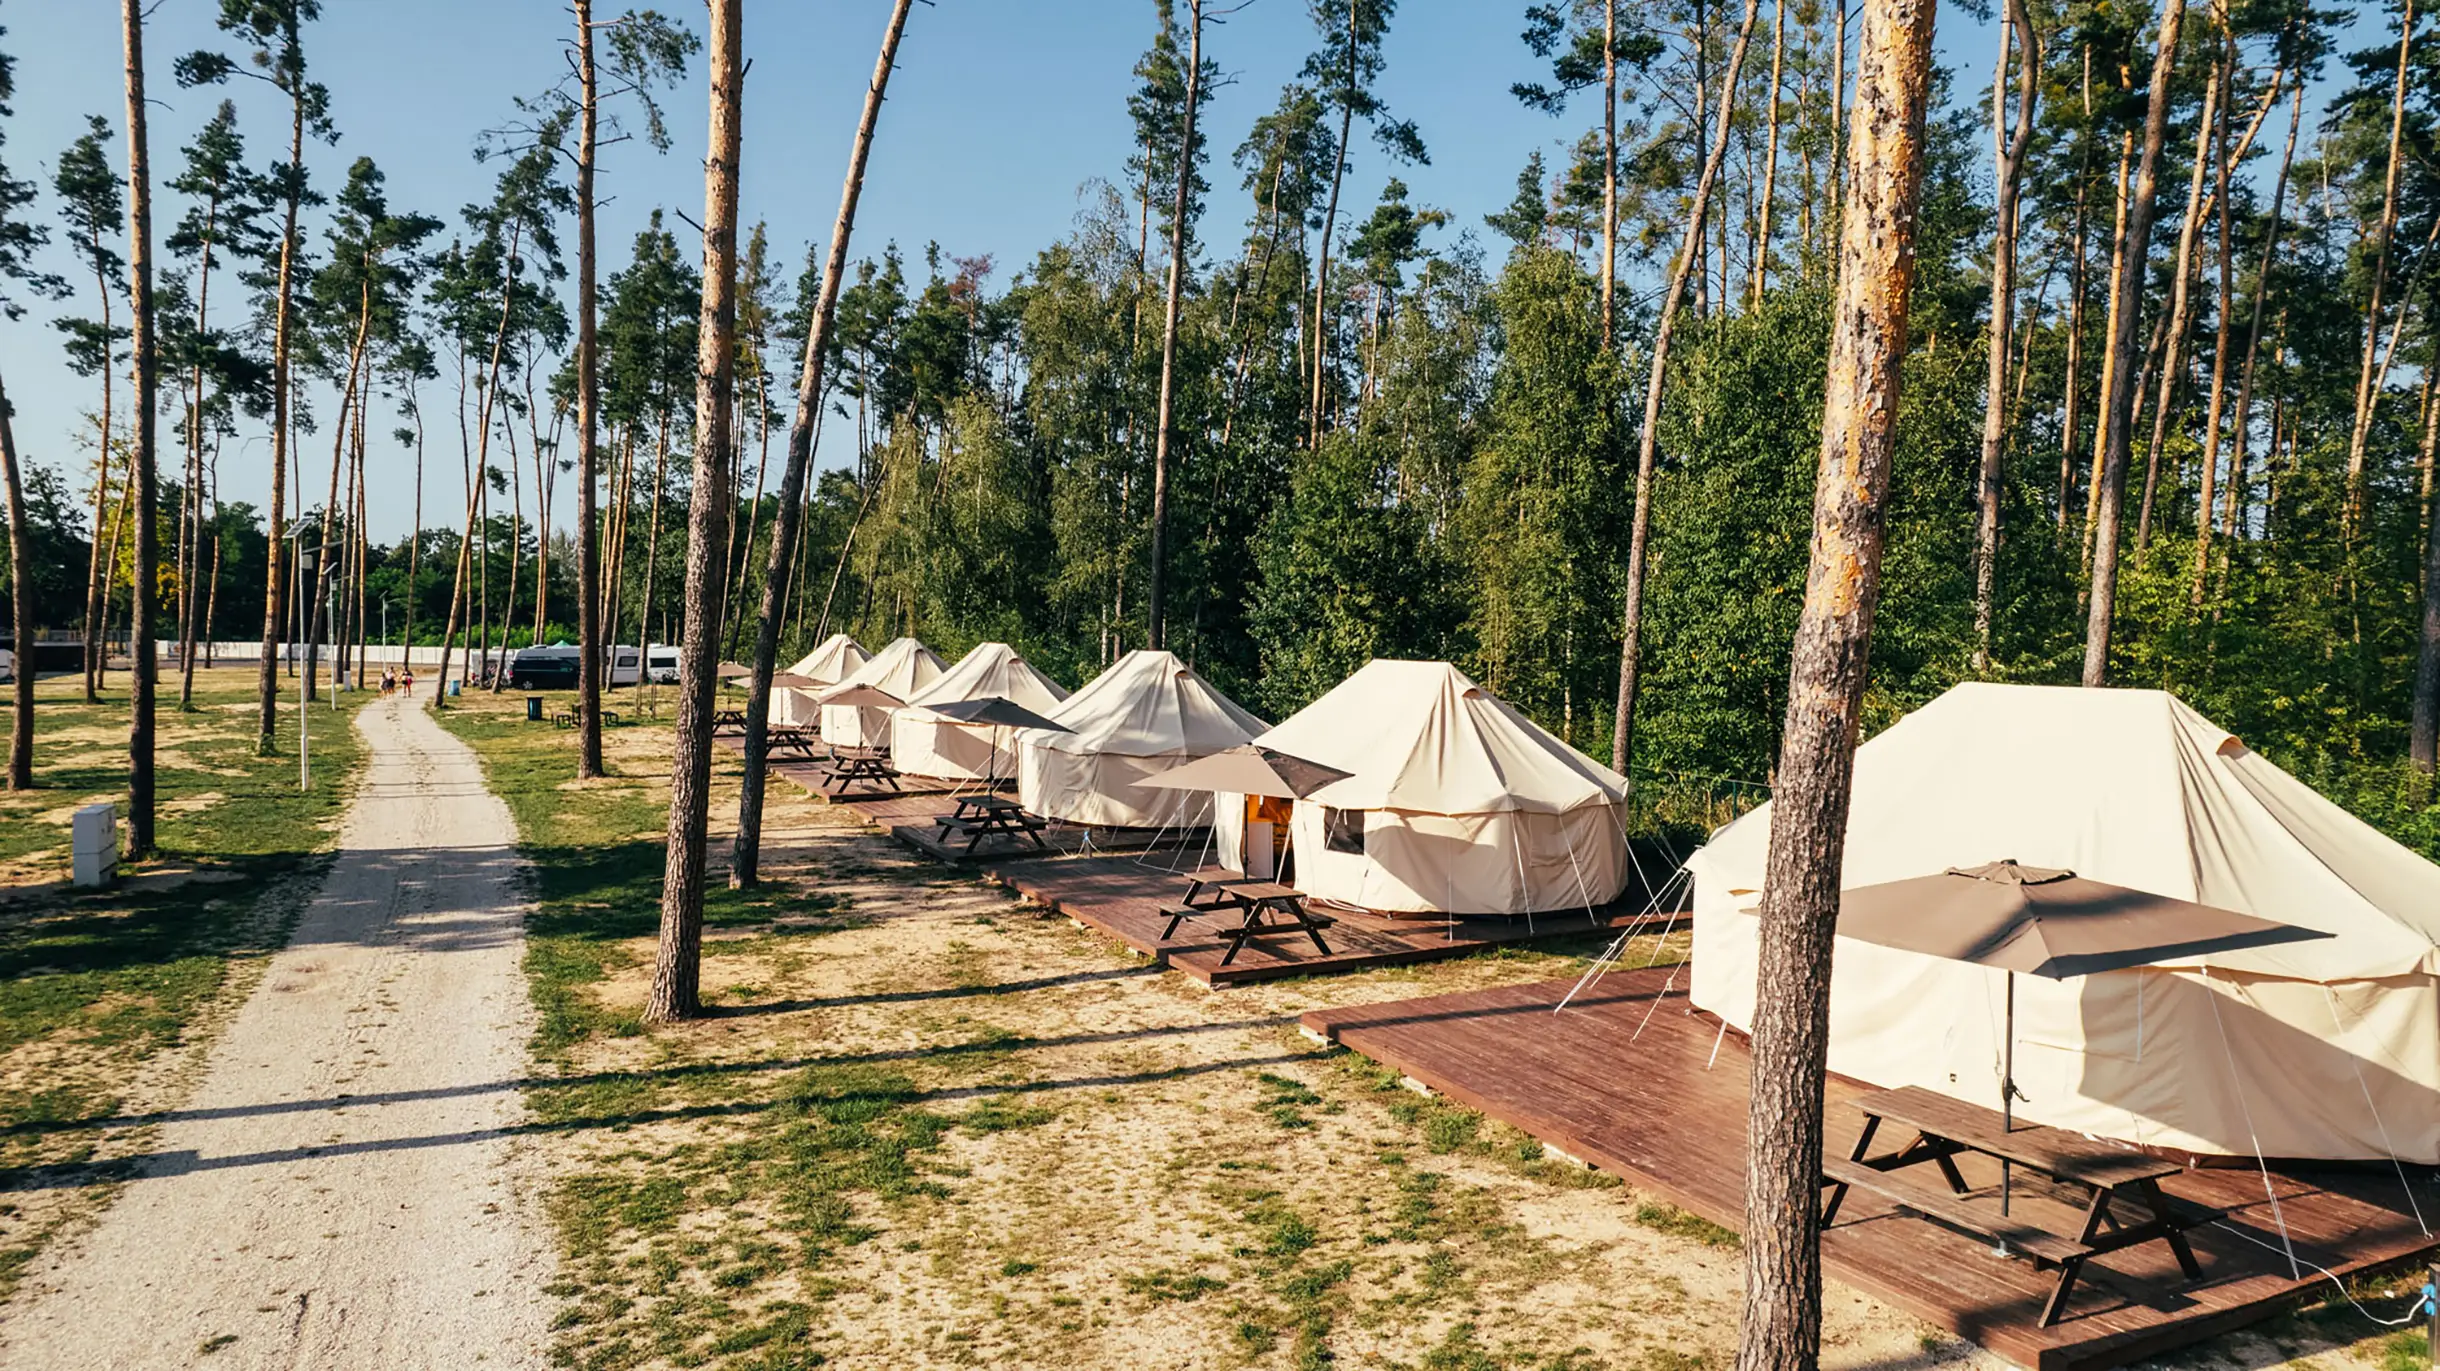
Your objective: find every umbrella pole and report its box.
[2002,971,2015,1220]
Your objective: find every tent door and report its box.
[1245,822,1276,880]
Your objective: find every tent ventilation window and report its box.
[1322,807,1366,855]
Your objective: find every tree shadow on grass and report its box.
[0,1027,1318,1193]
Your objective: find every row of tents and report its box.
[760,636,1635,915]
[743,635,2440,1168]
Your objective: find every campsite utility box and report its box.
[71,803,118,887]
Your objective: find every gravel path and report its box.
[0,694,554,1370]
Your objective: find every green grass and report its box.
[435,703,800,1058]
[0,667,373,1299]
[444,692,1069,1369]
[0,670,364,870]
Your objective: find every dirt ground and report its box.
[488,711,1974,1371]
[478,702,2437,1371]
[0,695,553,1369]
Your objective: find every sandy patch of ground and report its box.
[509,731,1996,1371]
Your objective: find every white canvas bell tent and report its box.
[773,634,869,727]
[890,642,1071,780]
[1017,649,1265,827]
[1685,682,2440,1163]
[1215,660,1632,916]
[818,636,946,748]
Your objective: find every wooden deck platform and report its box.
[988,855,1678,988]
[1300,968,2440,1371]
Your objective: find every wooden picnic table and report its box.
[930,798,1047,854]
[823,752,902,796]
[1157,879,1336,965]
[1820,1085,2218,1327]
[712,708,748,735]
[764,723,821,758]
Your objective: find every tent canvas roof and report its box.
[1027,649,1264,756]
[830,636,945,701]
[785,633,869,686]
[1254,659,1629,816]
[1684,682,2440,981]
[901,642,1069,717]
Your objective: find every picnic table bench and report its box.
[764,724,821,758]
[552,708,620,729]
[931,794,1047,854]
[712,708,749,735]
[1156,879,1336,965]
[1821,1085,2218,1327]
[823,751,901,796]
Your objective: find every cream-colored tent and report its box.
[890,642,1070,780]
[818,636,945,748]
[1215,660,1631,916]
[1017,650,1264,827]
[773,634,869,727]
[1686,682,2440,1163]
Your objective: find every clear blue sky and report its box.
[3,0,2062,543]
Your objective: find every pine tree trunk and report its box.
[573,0,607,773]
[2081,0,2185,688]
[2347,0,2416,546]
[2,371,34,790]
[2058,61,2090,533]
[2191,52,2275,605]
[731,0,912,886]
[1736,0,1936,1362]
[1973,0,2035,674]
[648,0,743,1024]
[1307,0,1359,450]
[122,0,159,857]
[255,54,307,753]
[308,287,373,699]
[405,399,423,655]
[1146,0,1204,649]
[1754,0,1784,306]
[433,228,523,706]
[2082,127,2133,576]
[2133,60,2221,561]
[1603,0,1619,340]
[1610,0,1763,774]
[81,265,114,704]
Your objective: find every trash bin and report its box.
[527,695,544,722]
[447,679,461,697]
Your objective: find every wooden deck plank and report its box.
[1301,969,2439,1371]
[755,751,1692,987]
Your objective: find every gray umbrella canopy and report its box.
[924,695,1072,733]
[816,682,906,709]
[1814,860,2329,1214]
[1139,744,1352,799]
[716,661,755,680]
[1832,859,2330,979]
[769,671,824,689]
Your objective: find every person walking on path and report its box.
[0,692,554,1369]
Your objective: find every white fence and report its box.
[164,641,494,669]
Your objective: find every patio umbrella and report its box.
[1138,743,1352,799]
[922,696,1071,785]
[716,661,754,680]
[816,682,905,709]
[769,672,823,689]
[1798,859,2329,1214]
